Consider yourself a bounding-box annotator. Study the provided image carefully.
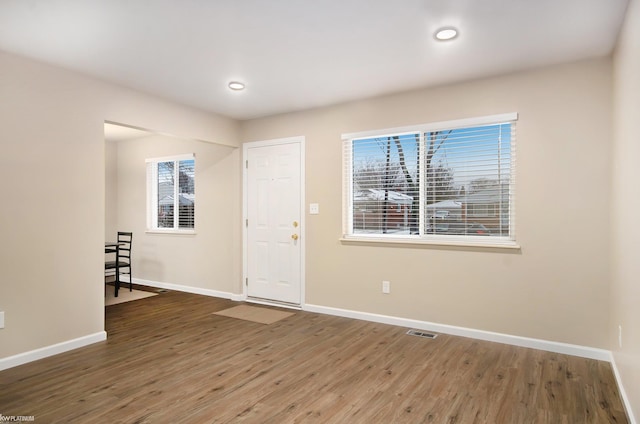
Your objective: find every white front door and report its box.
[245,139,303,305]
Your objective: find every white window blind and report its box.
[342,113,517,246]
[146,154,195,232]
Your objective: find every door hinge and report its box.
[245,277,248,286]
[245,218,248,227]
[245,159,248,169]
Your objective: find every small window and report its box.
[146,154,195,232]
[469,204,490,217]
[342,113,517,247]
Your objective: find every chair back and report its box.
[116,231,133,263]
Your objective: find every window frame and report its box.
[341,113,518,249]
[146,153,196,234]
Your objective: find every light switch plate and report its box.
[0,311,4,329]
[309,203,319,215]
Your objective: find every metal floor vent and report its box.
[406,329,438,339]
[156,289,169,293]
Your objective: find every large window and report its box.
[343,113,517,246]
[146,154,195,232]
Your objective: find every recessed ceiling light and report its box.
[434,27,459,41]
[228,81,245,91]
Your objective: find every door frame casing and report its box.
[242,136,306,308]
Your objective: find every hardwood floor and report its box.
[0,288,629,423]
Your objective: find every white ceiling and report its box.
[0,0,629,121]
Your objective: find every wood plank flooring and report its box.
[0,288,629,423]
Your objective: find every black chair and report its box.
[105,232,133,297]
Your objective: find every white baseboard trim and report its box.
[609,352,637,424]
[132,278,244,301]
[303,303,611,362]
[0,331,106,372]
[131,280,611,364]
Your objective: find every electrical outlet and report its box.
[0,311,4,329]
[618,325,622,348]
[309,203,320,215]
[382,280,390,294]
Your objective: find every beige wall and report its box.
[612,0,640,417]
[241,58,613,348]
[107,135,240,293]
[0,50,238,359]
[105,141,118,239]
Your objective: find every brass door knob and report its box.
[291,234,299,240]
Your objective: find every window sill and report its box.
[146,229,196,236]
[340,235,521,251]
